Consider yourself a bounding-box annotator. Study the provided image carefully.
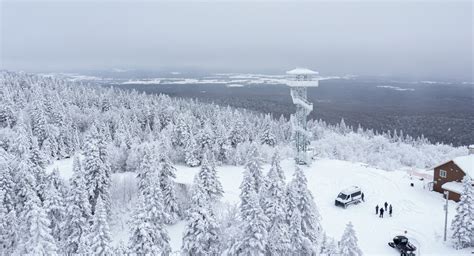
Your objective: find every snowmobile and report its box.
[388,236,417,256]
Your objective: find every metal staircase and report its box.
[285,68,319,165]
[290,86,313,164]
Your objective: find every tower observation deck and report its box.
[285,68,319,165]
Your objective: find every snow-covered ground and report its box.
[48,158,471,255]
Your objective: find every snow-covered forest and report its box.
[0,71,471,255]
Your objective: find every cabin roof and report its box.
[442,181,464,194]
[452,155,474,178]
[286,68,318,75]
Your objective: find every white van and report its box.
[335,186,363,208]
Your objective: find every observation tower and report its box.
[285,68,319,165]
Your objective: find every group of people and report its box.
[375,202,393,218]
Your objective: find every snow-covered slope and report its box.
[49,158,470,255]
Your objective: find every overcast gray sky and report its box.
[1,0,472,79]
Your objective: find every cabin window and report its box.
[440,169,447,178]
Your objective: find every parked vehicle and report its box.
[388,236,417,256]
[334,186,363,208]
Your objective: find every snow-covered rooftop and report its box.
[453,154,474,178]
[286,68,319,75]
[441,181,464,194]
[341,186,360,194]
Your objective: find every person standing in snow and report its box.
[379,207,384,218]
[389,204,392,217]
[376,205,379,215]
[384,202,388,211]
[361,193,365,202]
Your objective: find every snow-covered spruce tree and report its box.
[229,119,246,147]
[128,193,171,255]
[197,123,215,152]
[214,121,231,164]
[16,184,58,255]
[29,137,48,201]
[320,232,338,255]
[0,189,18,255]
[63,157,92,254]
[184,133,200,167]
[14,159,38,215]
[49,167,67,197]
[244,144,264,194]
[288,205,314,255]
[146,175,171,253]
[83,125,111,215]
[260,120,276,147]
[113,241,129,256]
[136,143,157,196]
[287,166,322,251]
[0,154,15,212]
[172,114,190,147]
[230,189,268,256]
[339,222,363,256]
[30,99,48,147]
[262,151,290,255]
[198,150,224,202]
[88,195,112,256]
[239,168,256,217]
[159,149,180,224]
[43,176,66,246]
[451,175,474,249]
[182,175,220,256]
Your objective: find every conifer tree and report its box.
[339,222,363,256]
[288,166,322,250]
[287,204,314,255]
[184,133,200,167]
[43,176,66,245]
[239,168,256,216]
[262,152,290,255]
[15,160,38,214]
[159,150,179,224]
[128,193,171,255]
[182,175,220,256]
[451,176,474,249]
[83,126,111,214]
[0,190,17,255]
[214,121,231,163]
[63,157,92,254]
[0,156,15,212]
[16,186,58,256]
[320,232,338,255]
[260,121,276,146]
[244,144,264,194]
[146,175,171,254]
[88,196,112,256]
[113,241,129,256]
[230,119,245,147]
[30,137,48,201]
[198,151,224,202]
[136,144,157,196]
[30,100,48,147]
[232,189,268,256]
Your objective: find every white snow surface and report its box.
[452,154,474,178]
[377,85,415,92]
[48,157,471,255]
[121,79,161,85]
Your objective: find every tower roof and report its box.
[286,68,319,75]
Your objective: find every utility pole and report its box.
[444,190,449,242]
